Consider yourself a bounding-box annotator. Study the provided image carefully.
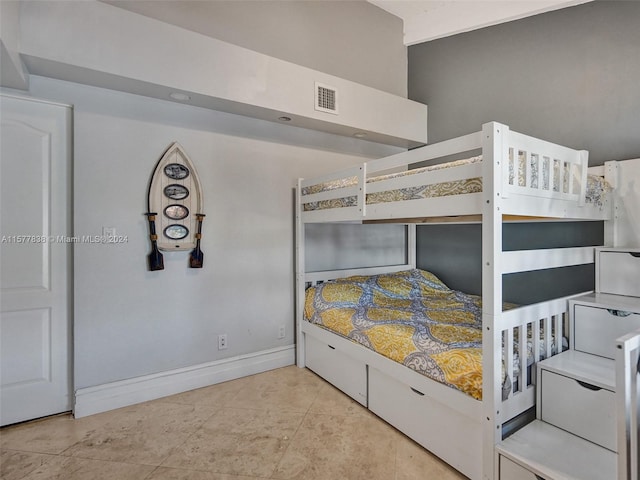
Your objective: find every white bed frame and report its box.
[295,122,616,480]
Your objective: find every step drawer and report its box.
[500,456,546,480]
[540,369,616,451]
[304,333,367,405]
[574,304,640,359]
[598,250,640,297]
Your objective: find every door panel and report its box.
[0,120,50,291]
[0,308,51,386]
[0,94,72,426]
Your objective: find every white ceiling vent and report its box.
[315,82,338,115]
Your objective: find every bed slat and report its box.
[518,323,527,395]
[501,246,595,274]
[365,161,482,195]
[505,328,514,398]
[365,131,482,175]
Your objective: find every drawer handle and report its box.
[410,387,425,396]
[535,475,545,480]
[607,309,632,317]
[576,380,602,391]
[630,252,640,258]
[327,345,336,350]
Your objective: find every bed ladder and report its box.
[495,327,640,480]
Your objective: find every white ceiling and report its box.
[367,0,594,45]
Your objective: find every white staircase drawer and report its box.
[597,249,640,297]
[573,304,640,359]
[539,369,616,451]
[500,456,546,480]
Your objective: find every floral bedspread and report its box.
[304,269,560,400]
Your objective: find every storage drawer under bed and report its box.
[304,333,367,406]
[368,366,481,480]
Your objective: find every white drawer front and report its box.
[368,367,481,480]
[540,369,616,451]
[305,334,367,405]
[598,251,640,297]
[500,456,545,480]
[574,304,640,359]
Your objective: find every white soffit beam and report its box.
[368,0,594,46]
[18,1,427,148]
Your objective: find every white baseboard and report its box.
[74,345,295,418]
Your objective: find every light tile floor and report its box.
[1,366,467,480]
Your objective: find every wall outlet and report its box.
[218,334,227,350]
[278,325,285,339]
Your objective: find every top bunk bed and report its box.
[297,122,614,224]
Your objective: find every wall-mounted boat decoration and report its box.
[145,142,205,270]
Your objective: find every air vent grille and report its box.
[315,82,338,114]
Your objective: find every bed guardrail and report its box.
[299,164,365,222]
[298,122,608,224]
[498,295,577,421]
[365,131,483,175]
[504,130,589,204]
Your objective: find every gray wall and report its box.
[305,224,407,272]
[408,0,640,165]
[103,0,407,97]
[407,1,639,302]
[416,223,603,304]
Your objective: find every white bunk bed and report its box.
[295,123,617,480]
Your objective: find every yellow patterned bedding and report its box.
[304,269,560,400]
[301,154,610,212]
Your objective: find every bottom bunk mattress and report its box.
[304,269,560,400]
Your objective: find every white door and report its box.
[0,94,73,426]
